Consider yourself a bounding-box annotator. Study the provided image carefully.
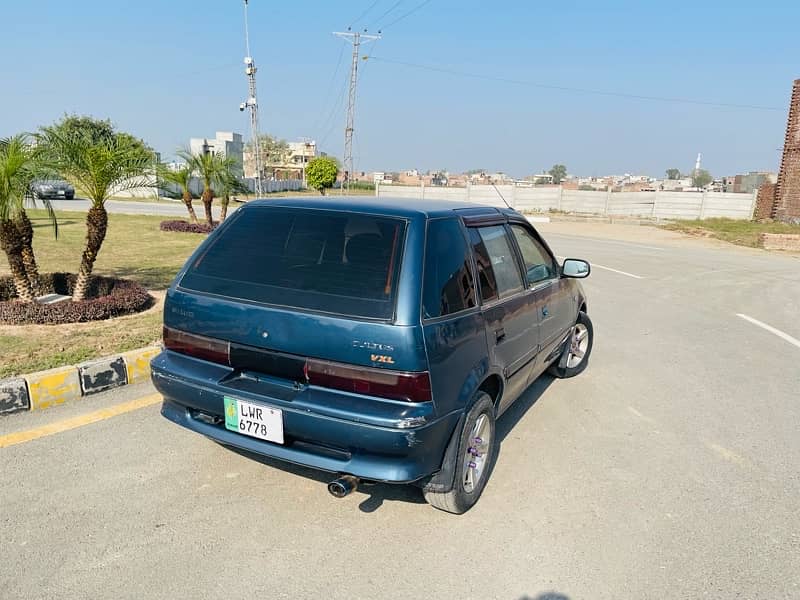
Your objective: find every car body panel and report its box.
[152,351,457,483]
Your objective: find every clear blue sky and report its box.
[1,0,798,178]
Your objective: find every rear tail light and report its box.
[163,326,431,402]
[163,326,230,365]
[305,358,432,403]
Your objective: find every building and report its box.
[722,172,777,194]
[189,131,244,177]
[242,139,317,181]
[286,140,317,182]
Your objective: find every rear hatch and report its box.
[163,205,429,402]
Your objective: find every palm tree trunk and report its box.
[14,211,41,295]
[220,194,230,221]
[72,206,108,301]
[202,188,213,226]
[183,190,199,224]
[0,219,34,302]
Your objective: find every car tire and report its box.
[423,392,496,514]
[65,194,74,200]
[549,310,593,378]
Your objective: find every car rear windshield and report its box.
[179,207,406,320]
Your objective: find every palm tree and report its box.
[39,127,154,301]
[158,158,198,223]
[0,135,57,301]
[188,151,225,226]
[215,156,247,221]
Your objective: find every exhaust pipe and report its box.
[327,475,359,498]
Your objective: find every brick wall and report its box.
[760,233,800,251]
[754,182,776,220]
[774,79,800,221]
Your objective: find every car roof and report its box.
[243,195,520,219]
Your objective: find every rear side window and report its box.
[180,208,406,320]
[468,226,523,303]
[422,218,476,319]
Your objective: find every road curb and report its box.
[0,345,162,416]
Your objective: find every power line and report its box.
[373,0,405,28]
[349,0,382,29]
[380,0,433,30]
[317,78,349,149]
[310,39,349,133]
[369,56,783,112]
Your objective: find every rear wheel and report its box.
[423,393,496,514]
[549,311,593,378]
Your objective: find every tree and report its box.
[158,159,198,223]
[52,114,114,143]
[188,151,226,226]
[692,169,713,190]
[244,133,290,178]
[51,114,152,154]
[216,157,248,221]
[305,156,338,195]
[0,135,58,301]
[665,168,681,180]
[39,127,154,301]
[549,164,568,184]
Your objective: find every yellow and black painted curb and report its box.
[0,345,162,416]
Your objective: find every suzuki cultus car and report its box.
[151,197,592,513]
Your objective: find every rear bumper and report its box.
[151,351,460,483]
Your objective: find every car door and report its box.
[466,225,539,411]
[508,222,576,368]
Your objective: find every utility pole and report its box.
[333,29,380,193]
[241,0,263,196]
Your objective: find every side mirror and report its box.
[561,258,590,278]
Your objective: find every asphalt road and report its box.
[48,198,231,218]
[2,224,799,600]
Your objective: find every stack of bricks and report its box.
[773,79,800,222]
[754,182,777,220]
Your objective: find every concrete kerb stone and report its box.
[0,378,30,415]
[78,356,128,396]
[0,344,162,416]
[25,366,81,411]
[122,346,162,384]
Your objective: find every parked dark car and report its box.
[30,179,75,200]
[151,197,592,513]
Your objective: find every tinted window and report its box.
[510,224,557,285]
[468,226,523,303]
[180,208,405,319]
[422,219,476,319]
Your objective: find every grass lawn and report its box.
[662,218,800,248]
[0,209,205,378]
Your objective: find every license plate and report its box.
[57,190,65,195]
[223,396,284,444]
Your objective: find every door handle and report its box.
[495,327,506,342]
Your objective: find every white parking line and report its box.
[736,314,800,350]
[556,256,643,279]
[591,263,644,279]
